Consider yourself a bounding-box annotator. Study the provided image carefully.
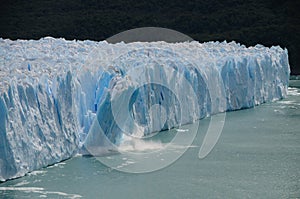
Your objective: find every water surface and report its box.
[1,84,299,199]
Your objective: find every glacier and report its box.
[0,37,290,181]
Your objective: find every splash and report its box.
[118,134,164,153]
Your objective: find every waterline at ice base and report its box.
[0,38,290,181]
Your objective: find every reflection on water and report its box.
[1,84,300,199]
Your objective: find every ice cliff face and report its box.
[0,37,290,181]
[0,70,79,181]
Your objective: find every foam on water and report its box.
[0,187,82,198]
[26,170,47,176]
[288,87,300,96]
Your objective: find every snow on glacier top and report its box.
[0,37,288,93]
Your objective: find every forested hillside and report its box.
[0,0,299,74]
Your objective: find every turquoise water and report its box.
[1,84,299,198]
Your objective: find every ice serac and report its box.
[0,38,290,181]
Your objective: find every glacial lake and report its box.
[1,82,299,199]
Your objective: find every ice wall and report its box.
[0,38,290,180]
